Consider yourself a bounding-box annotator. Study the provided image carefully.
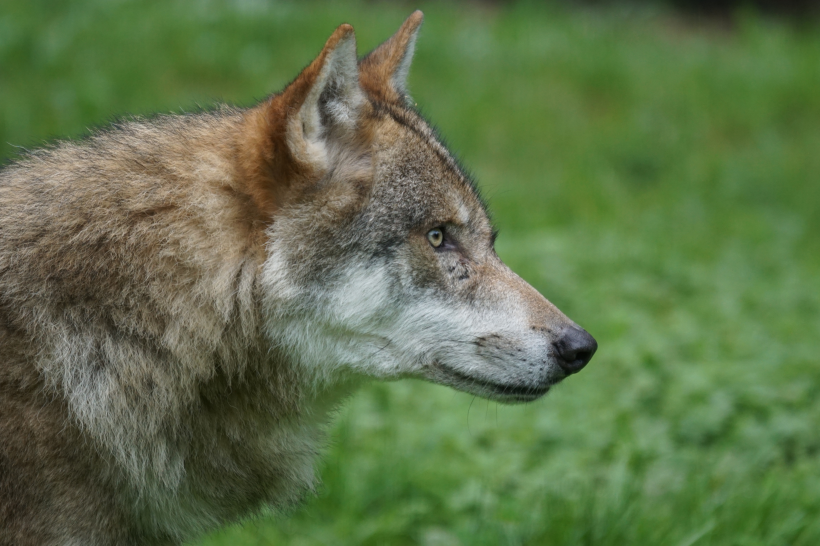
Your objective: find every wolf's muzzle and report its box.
[553,326,597,374]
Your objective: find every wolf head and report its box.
[246,12,596,403]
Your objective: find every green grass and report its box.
[3,1,820,544]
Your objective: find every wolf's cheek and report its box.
[260,238,593,403]
[335,288,558,402]
[385,254,596,402]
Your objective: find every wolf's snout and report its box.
[553,326,597,374]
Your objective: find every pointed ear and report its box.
[359,11,423,104]
[252,24,364,182]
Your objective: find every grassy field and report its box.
[3,1,820,544]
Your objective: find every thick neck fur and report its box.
[0,107,363,543]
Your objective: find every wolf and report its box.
[0,11,596,546]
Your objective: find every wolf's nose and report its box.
[554,326,597,374]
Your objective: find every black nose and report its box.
[554,326,597,374]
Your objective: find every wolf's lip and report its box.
[432,362,551,401]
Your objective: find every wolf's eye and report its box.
[427,227,444,248]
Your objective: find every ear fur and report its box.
[284,24,364,171]
[240,24,365,217]
[359,11,424,104]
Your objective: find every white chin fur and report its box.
[262,257,562,398]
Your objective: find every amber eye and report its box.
[427,227,444,248]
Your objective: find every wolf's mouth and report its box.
[432,362,551,402]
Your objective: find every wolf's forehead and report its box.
[369,106,489,229]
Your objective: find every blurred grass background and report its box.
[2,0,820,544]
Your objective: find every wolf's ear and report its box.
[283,24,364,171]
[359,11,423,104]
[250,24,364,187]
